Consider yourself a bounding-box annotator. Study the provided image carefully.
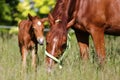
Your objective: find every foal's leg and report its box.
[21,46,28,70]
[74,30,89,60]
[31,45,37,71]
[89,24,105,64]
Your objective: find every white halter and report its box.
[55,19,62,23]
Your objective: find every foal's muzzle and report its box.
[37,37,44,45]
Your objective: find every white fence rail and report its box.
[0,26,49,32]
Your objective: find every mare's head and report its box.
[46,13,70,68]
[45,0,76,70]
[28,13,48,45]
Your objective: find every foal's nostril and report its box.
[37,38,44,45]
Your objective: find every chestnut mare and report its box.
[46,0,120,71]
[18,14,47,71]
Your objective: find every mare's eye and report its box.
[46,42,48,45]
[62,43,66,49]
[46,40,49,45]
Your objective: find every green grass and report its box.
[0,33,120,80]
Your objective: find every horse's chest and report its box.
[27,40,36,50]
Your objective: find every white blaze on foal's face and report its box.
[37,21,41,26]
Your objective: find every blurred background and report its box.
[0,0,56,35]
[0,1,120,80]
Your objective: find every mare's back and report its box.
[77,0,120,25]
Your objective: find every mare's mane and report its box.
[52,0,67,19]
[48,0,71,43]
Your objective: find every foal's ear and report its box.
[28,13,33,21]
[48,13,54,25]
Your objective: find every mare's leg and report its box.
[46,57,55,73]
[74,30,89,60]
[31,45,38,71]
[21,46,28,70]
[89,24,105,64]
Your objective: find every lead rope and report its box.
[44,32,71,69]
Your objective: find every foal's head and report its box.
[28,14,48,45]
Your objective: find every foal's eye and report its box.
[32,27,36,31]
[32,27,35,30]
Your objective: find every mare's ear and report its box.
[48,13,54,26]
[28,13,33,21]
[41,17,49,23]
[66,18,75,29]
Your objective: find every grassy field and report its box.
[0,32,120,80]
